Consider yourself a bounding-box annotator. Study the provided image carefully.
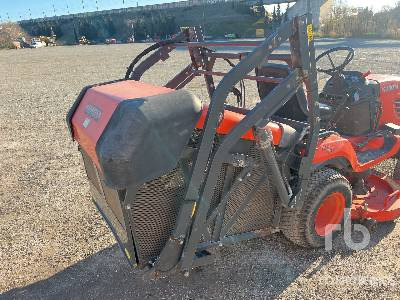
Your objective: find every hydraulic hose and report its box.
[124,39,176,79]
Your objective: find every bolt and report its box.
[184,271,190,277]
[238,177,243,182]
[247,172,251,177]
[126,205,131,210]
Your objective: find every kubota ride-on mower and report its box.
[67,10,400,278]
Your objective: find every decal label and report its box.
[383,83,399,93]
[85,104,102,121]
[124,248,131,260]
[307,24,314,42]
[82,118,91,128]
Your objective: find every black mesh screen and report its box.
[131,167,186,266]
[223,166,276,236]
[81,132,277,267]
[81,149,102,194]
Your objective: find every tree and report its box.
[106,17,116,36]
[276,3,282,23]
[256,0,265,17]
[78,19,98,40]
[284,2,290,21]
[272,6,277,24]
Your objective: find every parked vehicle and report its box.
[105,38,117,45]
[31,38,46,48]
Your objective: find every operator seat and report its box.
[319,71,381,136]
[256,63,336,125]
[256,63,309,122]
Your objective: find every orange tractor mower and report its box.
[67,9,400,278]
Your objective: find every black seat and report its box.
[256,63,308,122]
[319,71,381,136]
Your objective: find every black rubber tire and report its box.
[280,168,352,248]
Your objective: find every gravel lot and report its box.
[1,39,400,299]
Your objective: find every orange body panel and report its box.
[313,134,400,172]
[196,105,283,146]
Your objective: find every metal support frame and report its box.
[122,13,320,276]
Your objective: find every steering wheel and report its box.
[316,46,354,75]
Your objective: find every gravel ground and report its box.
[1,39,400,299]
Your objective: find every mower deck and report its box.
[352,173,400,222]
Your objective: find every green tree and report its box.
[277,3,282,23]
[106,17,116,36]
[78,20,98,40]
[284,2,290,21]
[272,6,277,24]
[256,0,265,16]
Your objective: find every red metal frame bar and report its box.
[186,41,263,48]
[194,70,284,84]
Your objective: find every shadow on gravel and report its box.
[334,221,397,258]
[2,224,396,300]
[362,221,397,248]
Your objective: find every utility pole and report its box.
[53,4,56,16]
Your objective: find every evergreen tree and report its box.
[272,6,277,24]
[257,0,265,16]
[277,3,282,23]
[284,2,290,21]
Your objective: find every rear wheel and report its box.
[280,168,352,248]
